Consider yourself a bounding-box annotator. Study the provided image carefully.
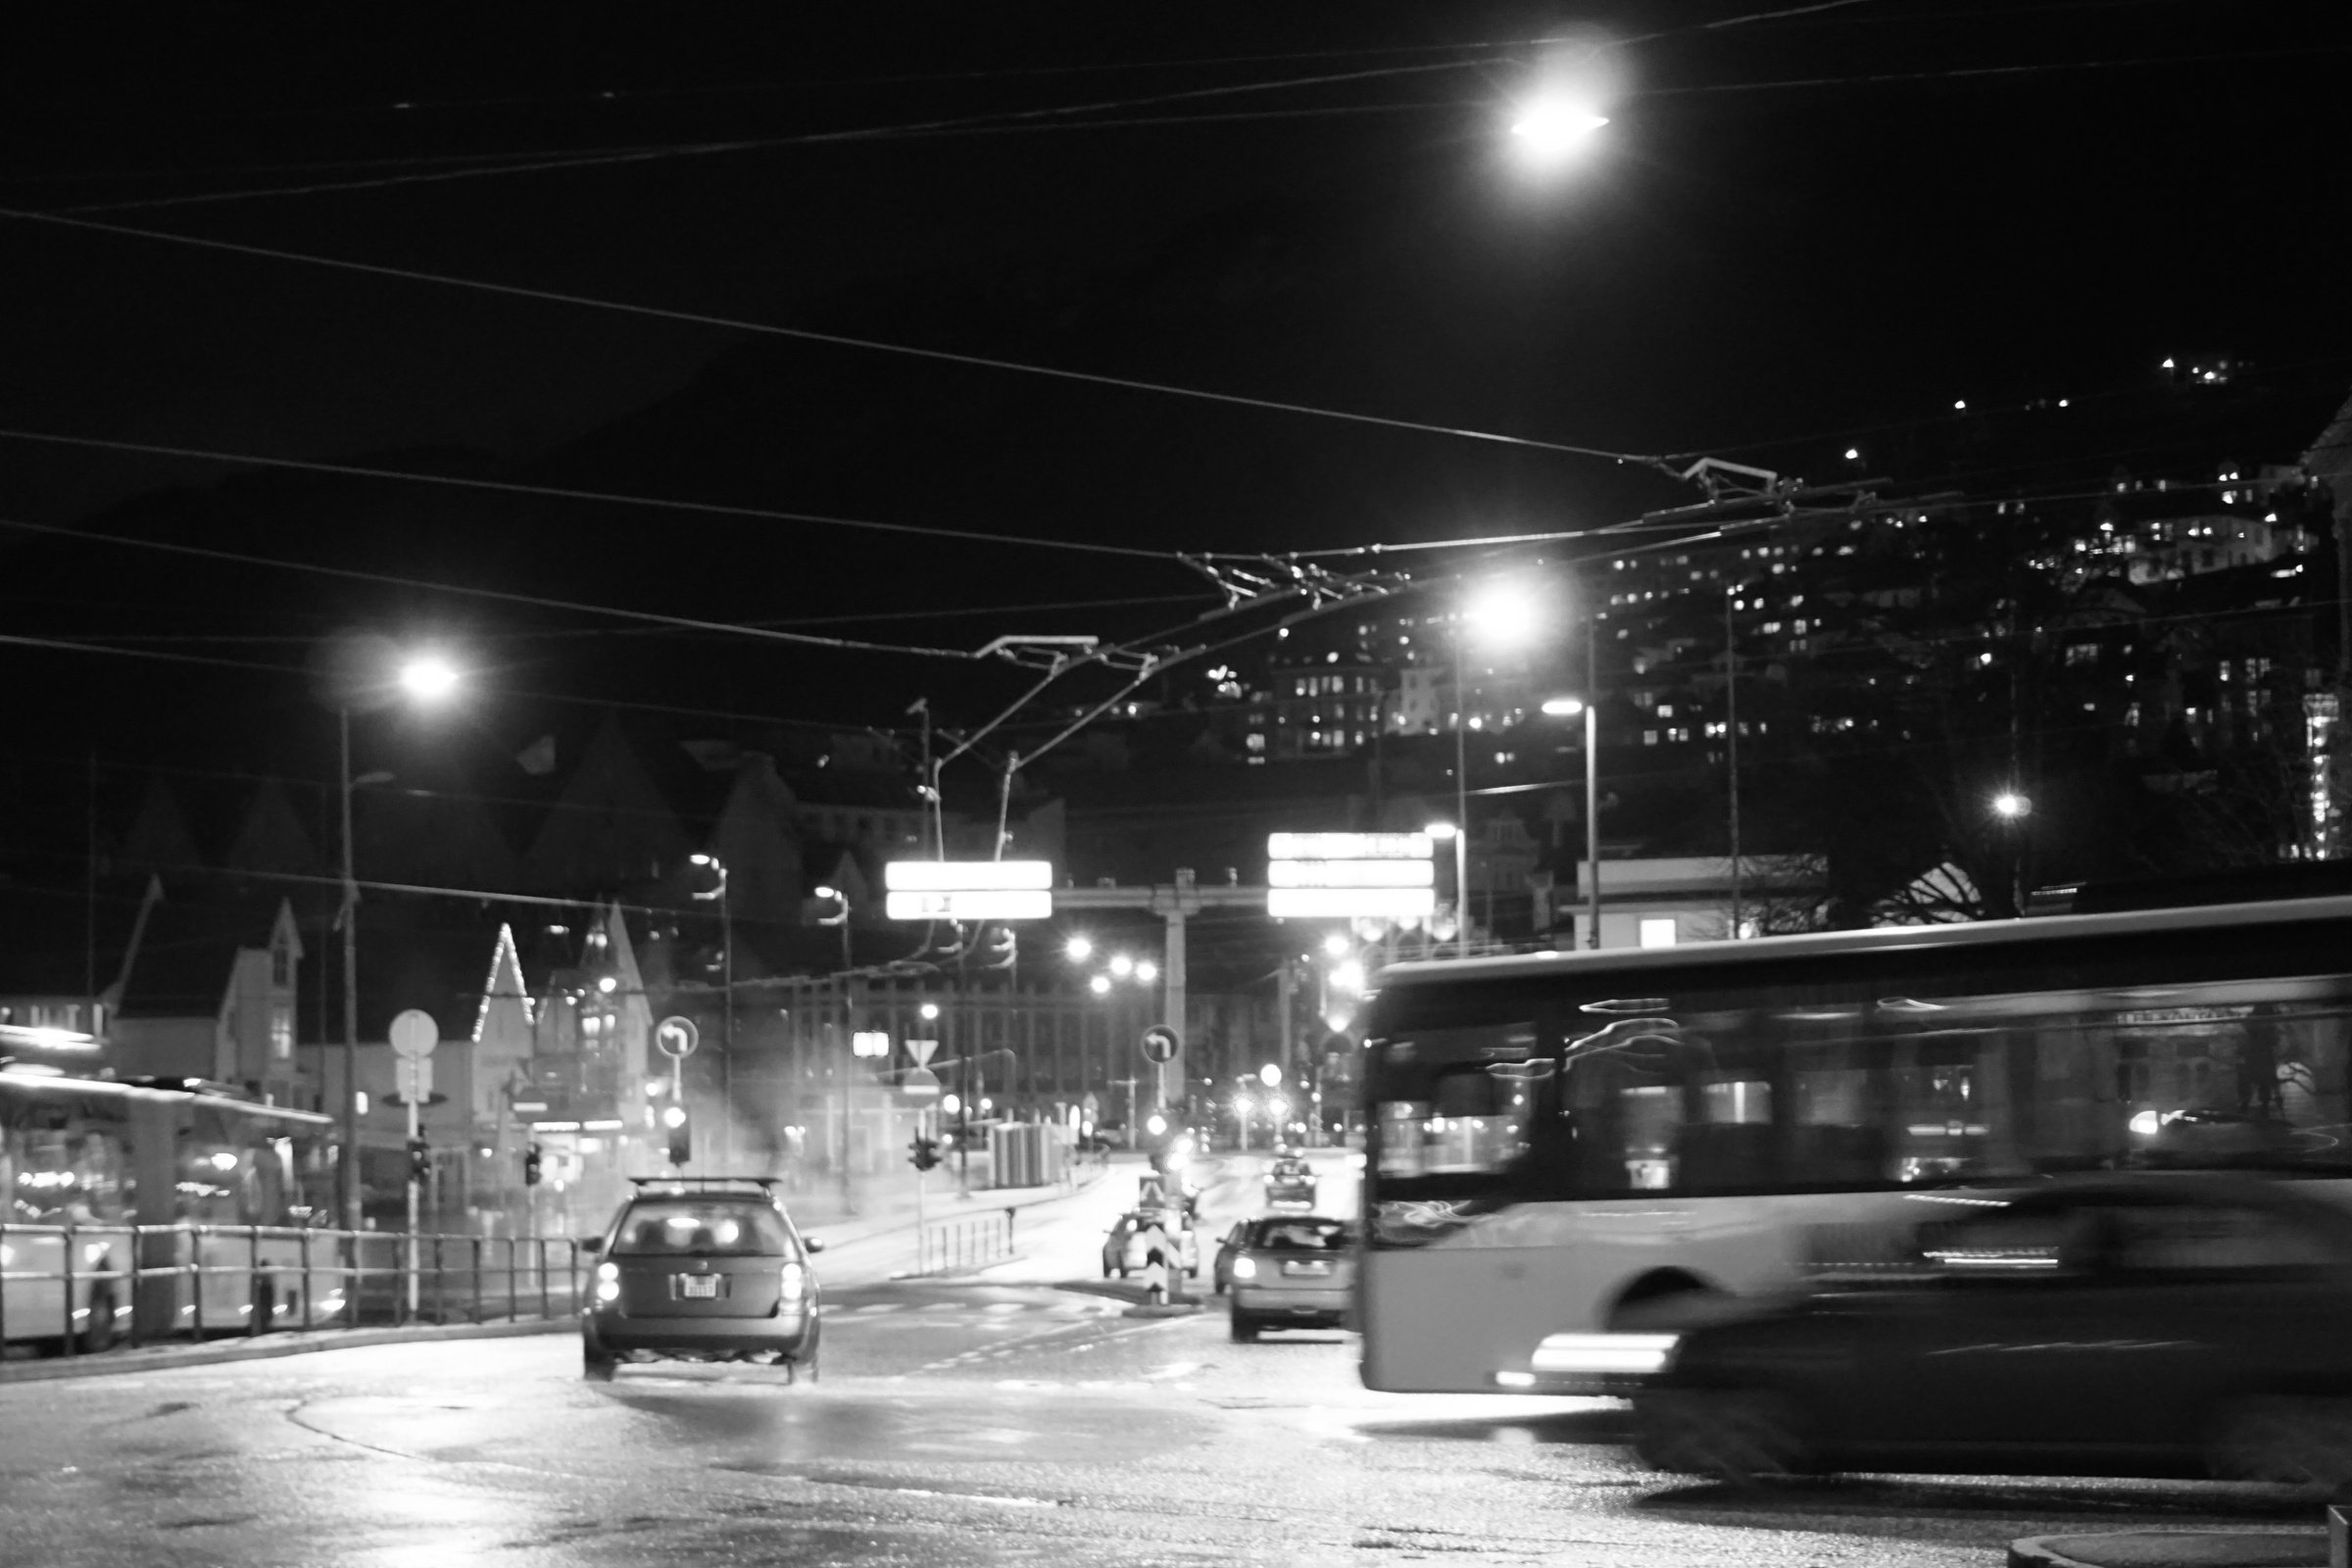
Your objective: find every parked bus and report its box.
[1355,895,2352,1395]
[1,1066,341,1350]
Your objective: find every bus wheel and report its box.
[80,1290,120,1354]
[1633,1389,1812,1485]
[2207,1397,2352,1494]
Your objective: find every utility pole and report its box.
[1726,585,1743,939]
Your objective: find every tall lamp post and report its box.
[1541,697,1602,949]
[691,853,732,1167]
[1449,578,1552,958]
[330,644,461,1231]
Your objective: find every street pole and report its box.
[719,873,734,1170]
[1586,614,1602,951]
[1453,627,1472,959]
[339,705,362,1230]
[1726,585,1743,939]
[404,1086,419,1318]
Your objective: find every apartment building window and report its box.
[270,1005,294,1061]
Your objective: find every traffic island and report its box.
[2009,1531,2328,1568]
[1121,1298,1203,1319]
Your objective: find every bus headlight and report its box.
[595,1260,620,1304]
[1529,1333,1678,1376]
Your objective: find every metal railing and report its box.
[911,1208,1015,1277]
[0,1220,587,1359]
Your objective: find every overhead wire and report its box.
[0,211,1658,469]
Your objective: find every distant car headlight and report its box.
[595,1260,620,1304]
[1232,1256,1257,1280]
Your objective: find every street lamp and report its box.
[1064,935,1093,962]
[812,881,851,971]
[1991,791,2033,915]
[324,638,463,1230]
[1449,578,1556,958]
[1542,696,1602,950]
[691,854,734,1163]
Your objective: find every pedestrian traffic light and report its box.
[909,1136,940,1172]
[407,1137,430,1184]
[523,1142,542,1187]
[663,1102,691,1166]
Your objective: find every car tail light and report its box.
[1232,1256,1257,1280]
[595,1261,620,1304]
[779,1261,808,1302]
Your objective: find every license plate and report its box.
[1282,1260,1330,1277]
[678,1274,722,1298]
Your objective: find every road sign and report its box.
[655,1016,699,1059]
[1141,1025,1181,1064]
[900,1065,941,1100]
[906,1038,939,1066]
[389,1008,438,1059]
[882,859,1054,921]
[1266,831,1437,919]
[394,1054,433,1102]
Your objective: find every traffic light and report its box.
[522,1143,542,1187]
[406,1137,430,1184]
[908,1136,940,1172]
[663,1102,692,1166]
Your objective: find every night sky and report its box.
[2,2,2347,823]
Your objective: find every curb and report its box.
[2009,1532,2328,1568]
[1121,1301,1204,1318]
[0,1316,572,1386]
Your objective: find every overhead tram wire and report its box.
[0,429,1176,564]
[0,211,1658,473]
[0,629,920,736]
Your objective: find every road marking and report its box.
[1144,1362,1200,1381]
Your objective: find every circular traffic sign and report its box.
[1141,1025,1181,1064]
[900,1065,941,1101]
[389,1008,438,1059]
[655,1015,700,1059]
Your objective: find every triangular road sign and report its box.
[906,1038,939,1066]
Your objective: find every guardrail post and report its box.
[0,1220,10,1348]
[189,1227,205,1339]
[247,1224,263,1338]
[298,1230,313,1335]
[432,1234,447,1327]
[537,1238,549,1320]
[60,1225,77,1356]
[470,1236,482,1324]
[505,1237,516,1324]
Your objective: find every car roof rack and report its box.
[626,1176,782,1191]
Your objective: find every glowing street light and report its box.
[1134,959,1160,984]
[1321,933,1351,959]
[1089,974,1112,997]
[1108,954,1135,978]
[1259,1063,1283,1089]
[1064,935,1094,961]
[1992,791,2033,820]
[397,652,462,703]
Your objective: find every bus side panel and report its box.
[130,1099,182,1339]
[1,1232,71,1346]
[1359,1191,1934,1394]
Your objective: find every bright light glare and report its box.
[1135,960,1160,984]
[1321,933,1350,959]
[1331,960,1366,995]
[1146,1113,1167,1137]
[1991,791,2033,819]
[1108,955,1135,978]
[398,654,461,703]
[1510,99,1609,165]
[1064,936,1093,961]
[1541,696,1586,717]
[919,1002,940,1020]
[941,1094,961,1116]
[1424,821,1459,841]
[1259,1063,1283,1089]
[1463,578,1549,649]
[1089,975,1112,996]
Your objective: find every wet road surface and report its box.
[0,1152,2321,1567]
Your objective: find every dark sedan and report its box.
[1634,1175,2352,1489]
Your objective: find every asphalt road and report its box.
[0,1150,2321,1567]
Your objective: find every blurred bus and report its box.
[1,1065,340,1350]
[1356,894,2352,1395]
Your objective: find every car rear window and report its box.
[1251,1219,1351,1250]
[612,1200,792,1256]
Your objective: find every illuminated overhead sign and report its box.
[1265,832,1437,920]
[882,859,1054,921]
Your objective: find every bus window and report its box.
[1372,1023,1544,1184]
